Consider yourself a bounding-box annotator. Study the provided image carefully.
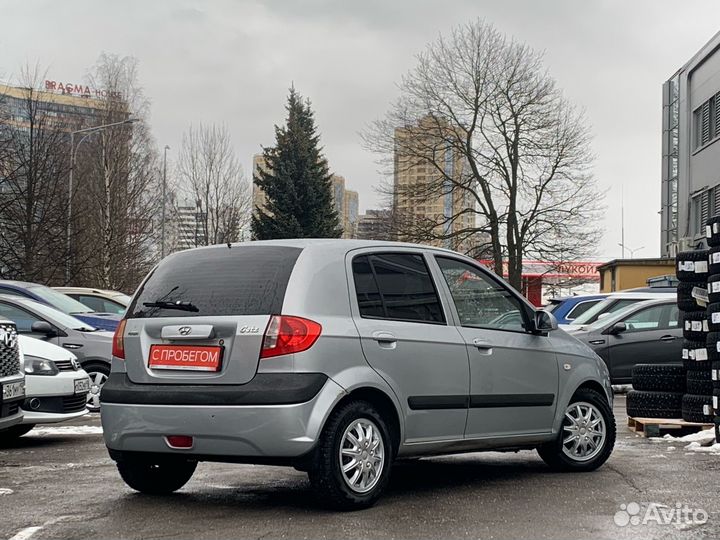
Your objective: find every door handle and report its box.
[472,338,492,350]
[371,331,397,343]
[659,335,676,342]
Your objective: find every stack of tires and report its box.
[708,217,720,441]
[676,247,714,425]
[627,364,685,418]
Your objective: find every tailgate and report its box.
[123,316,268,384]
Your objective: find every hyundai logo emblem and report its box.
[178,326,192,336]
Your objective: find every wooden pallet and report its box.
[627,416,712,438]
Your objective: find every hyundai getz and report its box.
[101,240,616,510]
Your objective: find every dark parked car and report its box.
[568,298,681,384]
[0,281,121,331]
[0,295,113,412]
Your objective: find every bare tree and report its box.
[0,65,73,283]
[364,20,603,289]
[73,54,160,291]
[176,123,250,247]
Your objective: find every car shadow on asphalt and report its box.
[0,436,69,450]
[106,454,554,514]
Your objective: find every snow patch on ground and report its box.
[29,426,103,436]
[650,428,720,454]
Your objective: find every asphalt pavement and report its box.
[1,395,718,540]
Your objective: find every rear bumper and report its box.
[101,373,328,405]
[101,375,345,460]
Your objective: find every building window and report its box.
[691,187,720,235]
[693,92,720,151]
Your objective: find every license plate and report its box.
[74,378,90,394]
[2,381,25,401]
[148,345,223,372]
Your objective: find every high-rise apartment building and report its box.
[251,154,359,238]
[343,189,359,239]
[393,117,476,253]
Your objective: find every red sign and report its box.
[148,345,223,372]
[44,80,122,100]
[478,260,601,280]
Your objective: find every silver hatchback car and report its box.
[101,240,615,509]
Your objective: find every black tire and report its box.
[537,388,615,472]
[0,423,35,440]
[708,303,720,331]
[683,340,710,369]
[707,216,720,247]
[683,311,709,341]
[713,361,720,389]
[83,361,110,412]
[710,248,720,277]
[308,400,393,510]
[116,457,197,494]
[676,250,709,282]
[687,369,713,395]
[626,390,683,418]
[708,274,720,304]
[715,417,720,443]
[707,332,720,361]
[681,394,714,423]
[631,364,685,392]
[677,282,705,311]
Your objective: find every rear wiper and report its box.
[142,300,199,312]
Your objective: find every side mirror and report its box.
[534,310,558,332]
[31,321,56,337]
[608,322,627,335]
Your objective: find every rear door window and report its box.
[128,246,302,319]
[352,253,445,324]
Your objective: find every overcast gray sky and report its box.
[3,0,720,260]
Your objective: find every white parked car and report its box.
[2,336,91,439]
[561,292,676,332]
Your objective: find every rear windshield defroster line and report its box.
[127,245,303,319]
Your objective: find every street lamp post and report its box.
[161,145,170,258]
[66,118,138,283]
[618,243,645,259]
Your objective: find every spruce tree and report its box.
[251,88,342,239]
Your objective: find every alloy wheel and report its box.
[338,418,385,494]
[561,401,606,462]
[86,371,108,412]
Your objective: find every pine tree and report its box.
[251,88,342,239]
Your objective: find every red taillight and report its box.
[112,319,127,360]
[260,315,322,359]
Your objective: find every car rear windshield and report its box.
[127,245,303,319]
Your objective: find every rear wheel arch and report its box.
[328,387,402,456]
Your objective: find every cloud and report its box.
[2,0,720,259]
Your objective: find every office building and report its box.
[357,209,393,241]
[0,81,106,133]
[661,30,720,255]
